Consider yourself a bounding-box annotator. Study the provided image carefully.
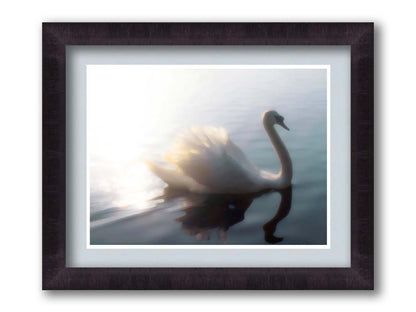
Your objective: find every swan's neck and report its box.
[263,119,293,188]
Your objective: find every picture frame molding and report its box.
[42,22,374,290]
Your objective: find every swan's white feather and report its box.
[146,111,292,193]
[144,160,207,193]
[160,127,261,193]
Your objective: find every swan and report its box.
[145,110,292,194]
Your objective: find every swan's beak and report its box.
[278,120,290,131]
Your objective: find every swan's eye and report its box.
[274,115,283,123]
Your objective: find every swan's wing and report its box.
[145,160,206,192]
[225,140,258,170]
[165,127,259,192]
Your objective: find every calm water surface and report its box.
[89,68,327,245]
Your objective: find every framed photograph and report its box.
[43,23,374,289]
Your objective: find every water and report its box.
[89,67,327,245]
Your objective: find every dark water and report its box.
[89,68,327,245]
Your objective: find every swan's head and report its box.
[262,110,290,131]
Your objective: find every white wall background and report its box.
[0,0,414,310]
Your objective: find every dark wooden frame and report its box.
[43,23,374,290]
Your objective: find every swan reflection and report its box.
[154,186,292,244]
